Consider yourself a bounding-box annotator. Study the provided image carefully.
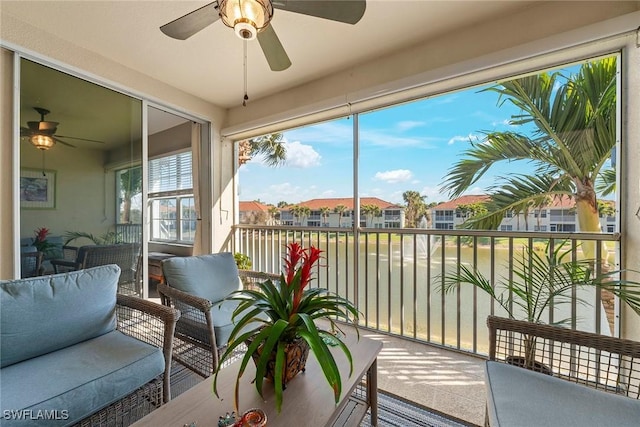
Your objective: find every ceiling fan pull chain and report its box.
[41,150,46,176]
[243,39,249,107]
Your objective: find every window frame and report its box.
[148,150,195,244]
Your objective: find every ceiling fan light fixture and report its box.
[30,134,55,150]
[219,0,273,40]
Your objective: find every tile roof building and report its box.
[431,195,616,232]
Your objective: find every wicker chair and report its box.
[485,316,640,426]
[487,315,640,397]
[158,253,279,378]
[20,249,44,278]
[51,243,142,294]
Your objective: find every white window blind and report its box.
[149,152,192,195]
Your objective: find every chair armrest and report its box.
[116,294,180,403]
[50,258,79,273]
[62,245,79,258]
[157,282,214,312]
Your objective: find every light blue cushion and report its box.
[211,299,243,347]
[162,252,241,303]
[0,330,164,426]
[0,265,120,368]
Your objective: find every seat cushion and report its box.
[0,265,120,368]
[162,252,241,303]
[0,330,164,426]
[211,299,243,347]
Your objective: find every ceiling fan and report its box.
[160,0,367,72]
[20,107,105,150]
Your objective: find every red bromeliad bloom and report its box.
[283,242,323,315]
[34,227,50,243]
[284,242,304,286]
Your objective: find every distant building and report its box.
[431,195,616,232]
[279,197,405,228]
[431,195,490,230]
[239,201,274,225]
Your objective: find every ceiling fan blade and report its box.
[55,135,105,144]
[257,25,291,72]
[160,2,221,40]
[52,137,76,148]
[273,0,366,24]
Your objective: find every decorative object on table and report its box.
[213,242,360,412]
[441,241,640,371]
[20,169,56,209]
[218,411,237,426]
[234,408,267,427]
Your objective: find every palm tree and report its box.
[240,133,287,167]
[402,190,428,228]
[334,204,347,228]
[319,206,331,226]
[300,206,311,225]
[361,204,381,227]
[597,200,615,218]
[441,58,617,260]
[119,167,142,223]
[268,205,280,225]
[289,205,304,225]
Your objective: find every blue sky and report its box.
[238,82,526,207]
[237,63,598,207]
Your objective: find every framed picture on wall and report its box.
[20,169,56,209]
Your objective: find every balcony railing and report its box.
[115,223,142,243]
[230,225,621,358]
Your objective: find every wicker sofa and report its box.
[0,265,179,426]
[485,315,640,426]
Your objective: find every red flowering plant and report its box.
[32,227,56,255]
[214,242,359,412]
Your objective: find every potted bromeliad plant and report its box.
[441,241,640,372]
[213,242,359,412]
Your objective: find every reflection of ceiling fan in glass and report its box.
[20,107,105,150]
[160,0,367,72]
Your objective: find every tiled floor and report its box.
[361,331,486,427]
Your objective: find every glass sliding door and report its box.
[19,58,143,295]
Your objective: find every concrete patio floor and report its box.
[361,331,486,426]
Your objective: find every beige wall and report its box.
[20,144,114,241]
[1,48,15,278]
[148,122,191,159]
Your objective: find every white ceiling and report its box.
[2,0,538,109]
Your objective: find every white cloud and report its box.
[268,182,302,199]
[283,141,321,168]
[448,133,482,145]
[396,120,425,132]
[374,169,413,184]
[361,129,437,148]
[420,186,448,203]
[490,118,518,128]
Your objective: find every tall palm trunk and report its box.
[574,179,608,263]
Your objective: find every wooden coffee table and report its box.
[132,329,382,427]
